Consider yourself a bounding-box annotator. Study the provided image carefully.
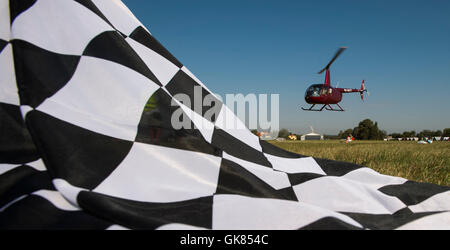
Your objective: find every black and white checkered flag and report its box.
[0,0,449,230]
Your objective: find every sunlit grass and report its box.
[268,140,450,186]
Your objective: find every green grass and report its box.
[268,140,450,186]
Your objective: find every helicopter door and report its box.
[320,86,329,96]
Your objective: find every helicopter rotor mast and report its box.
[318,47,347,87]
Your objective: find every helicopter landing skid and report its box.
[325,103,344,112]
[301,104,345,112]
[301,104,326,111]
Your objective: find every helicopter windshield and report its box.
[306,84,323,97]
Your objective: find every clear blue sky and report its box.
[123,0,450,135]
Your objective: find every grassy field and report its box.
[269,140,450,186]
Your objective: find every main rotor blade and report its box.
[318,47,347,74]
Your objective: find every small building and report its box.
[300,132,324,141]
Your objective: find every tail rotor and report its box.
[360,80,369,101]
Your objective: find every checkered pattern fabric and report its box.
[1,0,449,230]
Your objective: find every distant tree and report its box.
[433,130,442,137]
[402,131,416,138]
[420,130,433,138]
[353,119,383,140]
[370,122,382,140]
[324,134,340,140]
[390,133,402,138]
[278,129,290,139]
[417,131,424,139]
[339,129,353,139]
[353,119,373,140]
[443,128,450,137]
[352,126,361,139]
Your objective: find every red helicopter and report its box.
[301,47,368,111]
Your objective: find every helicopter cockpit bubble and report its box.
[305,84,323,97]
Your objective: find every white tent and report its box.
[301,132,324,141]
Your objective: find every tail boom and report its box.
[335,80,367,100]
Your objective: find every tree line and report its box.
[338,119,449,140]
[265,119,450,140]
[389,129,450,139]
